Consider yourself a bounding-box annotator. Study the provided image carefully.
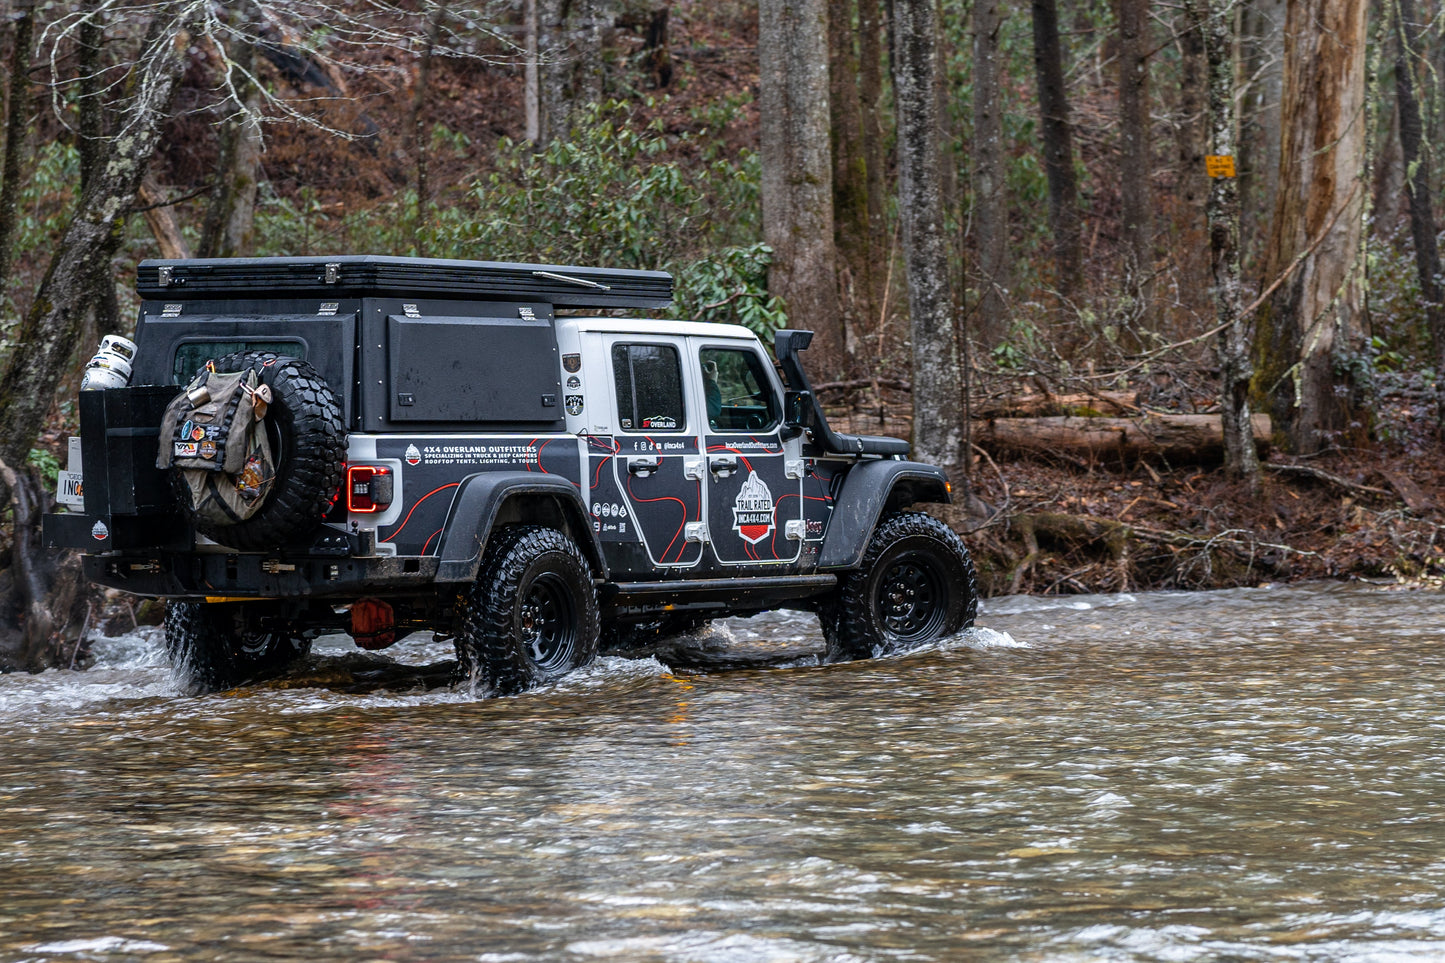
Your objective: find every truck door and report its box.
[694,341,803,567]
[602,338,706,574]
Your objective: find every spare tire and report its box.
[171,351,345,550]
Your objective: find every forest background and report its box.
[1,0,1444,667]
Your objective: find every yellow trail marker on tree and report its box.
[1205,155,1237,178]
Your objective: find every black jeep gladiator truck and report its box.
[45,255,976,693]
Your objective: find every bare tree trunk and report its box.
[1393,0,1445,430]
[971,0,1009,347]
[1118,0,1154,306]
[524,0,540,141]
[578,0,608,106]
[71,4,126,346]
[199,2,262,259]
[1030,0,1082,300]
[0,9,196,501]
[829,0,871,367]
[1254,0,1368,454]
[892,0,965,472]
[760,0,843,373]
[642,7,672,88]
[1199,0,1261,491]
[0,0,36,293]
[858,0,888,356]
[1372,95,1406,238]
[858,0,887,256]
[538,0,609,145]
[1238,0,1284,265]
[1172,2,1212,334]
[77,2,105,193]
[410,2,446,258]
[538,0,569,145]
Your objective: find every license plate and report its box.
[57,436,84,507]
[56,470,84,508]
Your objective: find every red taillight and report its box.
[347,465,394,513]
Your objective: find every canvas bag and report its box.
[157,363,277,523]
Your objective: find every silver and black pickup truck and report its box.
[45,255,976,693]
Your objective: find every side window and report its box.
[700,347,779,432]
[172,340,305,384]
[612,343,686,432]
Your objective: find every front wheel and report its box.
[164,600,312,694]
[825,512,978,662]
[456,527,600,695]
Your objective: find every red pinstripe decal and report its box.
[387,482,460,543]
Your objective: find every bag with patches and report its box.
[157,362,277,524]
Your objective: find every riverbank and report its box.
[829,387,1445,598]
[937,447,1444,596]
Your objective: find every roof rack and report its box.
[136,255,674,309]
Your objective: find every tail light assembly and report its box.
[346,465,394,513]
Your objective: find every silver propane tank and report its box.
[79,335,138,390]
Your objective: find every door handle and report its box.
[627,455,661,476]
[709,454,738,477]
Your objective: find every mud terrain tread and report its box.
[164,600,311,694]
[179,351,346,550]
[457,526,600,695]
[827,512,978,663]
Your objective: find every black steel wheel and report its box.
[171,351,345,551]
[875,552,949,641]
[164,600,312,694]
[825,512,978,662]
[456,526,600,695]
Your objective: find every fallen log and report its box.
[973,412,1271,463]
[972,389,1140,418]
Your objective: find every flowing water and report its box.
[2,582,1445,962]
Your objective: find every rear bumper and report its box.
[81,549,440,600]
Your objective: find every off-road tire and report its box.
[164,600,312,694]
[173,351,345,550]
[456,526,600,695]
[825,512,978,663]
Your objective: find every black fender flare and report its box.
[818,460,952,569]
[434,471,606,582]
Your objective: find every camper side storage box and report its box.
[44,385,187,551]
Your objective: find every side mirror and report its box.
[784,389,811,426]
[781,389,810,440]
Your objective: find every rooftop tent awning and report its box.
[136,255,674,310]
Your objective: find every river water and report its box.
[2,582,1444,962]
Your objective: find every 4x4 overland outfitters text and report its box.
[45,256,977,694]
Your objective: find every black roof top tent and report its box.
[136,255,675,310]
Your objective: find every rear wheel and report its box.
[825,512,978,662]
[456,527,600,695]
[164,600,312,694]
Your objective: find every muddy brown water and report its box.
[2,583,1444,962]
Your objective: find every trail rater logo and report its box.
[405,444,422,466]
[732,470,775,544]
